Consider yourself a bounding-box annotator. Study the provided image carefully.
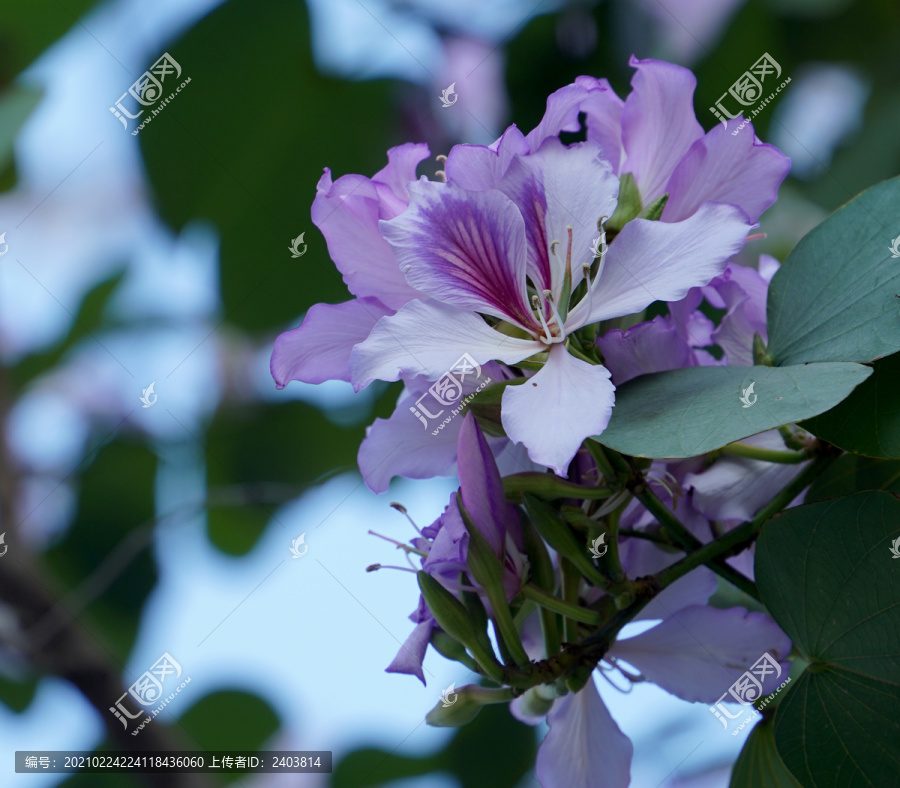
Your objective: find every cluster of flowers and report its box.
[272,56,799,787]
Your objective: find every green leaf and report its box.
[803,351,900,459]
[0,85,42,176]
[730,717,802,788]
[332,703,536,788]
[755,491,900,788]
[766,175,900,366]
[141,0,403,332]
[595,363,871,458]
[0,673,38,714]
[807,455,900,502]
[42,440,158,661]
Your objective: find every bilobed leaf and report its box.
[807,454,900,502]
[595,362,871,458]
[755,491,900,788]
[766,175,900,366]
[730,717,801,788]
[803,351,900,458]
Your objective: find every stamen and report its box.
[435,169,447,183]
[366,563,417,574]
[368,529,428,558]
[565,226,573,280]
[435,154,448,163]
[582,263,594,316]
[532,293,555,344]
[391,502,424,535]
[542,289,567,343]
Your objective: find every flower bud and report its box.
[516,684,557,719]
[425,684,515,727]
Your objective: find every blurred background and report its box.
[0,0,897,786]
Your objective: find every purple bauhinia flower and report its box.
[386,413,526,684]
[350,136,753,473]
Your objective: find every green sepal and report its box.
[430,629,479,672]
[637,192,668,221]
[606,173,642,234]
[752,332,774,366]
[524,495,607,588]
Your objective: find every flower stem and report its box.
[503,472,614,502]
[522,583,603,626]
[560,557,581,643]
[720,442,810,464]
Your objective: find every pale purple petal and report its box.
[582,79,626,173]
[536,680,632,788]
[311,170,419,310]
[379,179,536,328]
[608,605,791,703]
[709,262,771,366]
[372,142,431,204]
[358,365,510,492]
[597,316,696,385]
[458,413,520,554]
[501,344,615,475]
[498,138,619,294]
[350,300,541,389]
[569,201,753,327]
[620,56,704,202]
[685,430,809,521]
[386,619,434,685]
[662,120,791,223]
[525,76,607,152]
[270,298,391,387]
[358,389,462,493]
[444,125,530,191]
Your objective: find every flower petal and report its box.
[372,141,431,204]
[569,201,753,327]
[662,120,791,223]
[685,430,809,521]
[536,679,632,788]
[608,605,791,703]
[358,388,462,493]
[350,299,541,389]
[458,412,521,554]
[498,138,619,295]
[596,315,696,385]
[501,344,615,475]
[621,56,704,202]
[379,179,535,328]
[311,170,419,310]
[445,125,530,191]
[270,298,391,387]
[386,619,434,685]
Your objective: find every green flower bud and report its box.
[515,684,558,719]
[417,571,505,682]
[425,684,515,727]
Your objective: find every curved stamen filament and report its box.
[531,293,555,344]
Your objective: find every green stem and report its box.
[522,584,603,626]
[565,338,598,365]
[720,442,810,464]
[503,472,614,502]
[604,506,626,584]
[560,557,581,644]
[585,439,618,482]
